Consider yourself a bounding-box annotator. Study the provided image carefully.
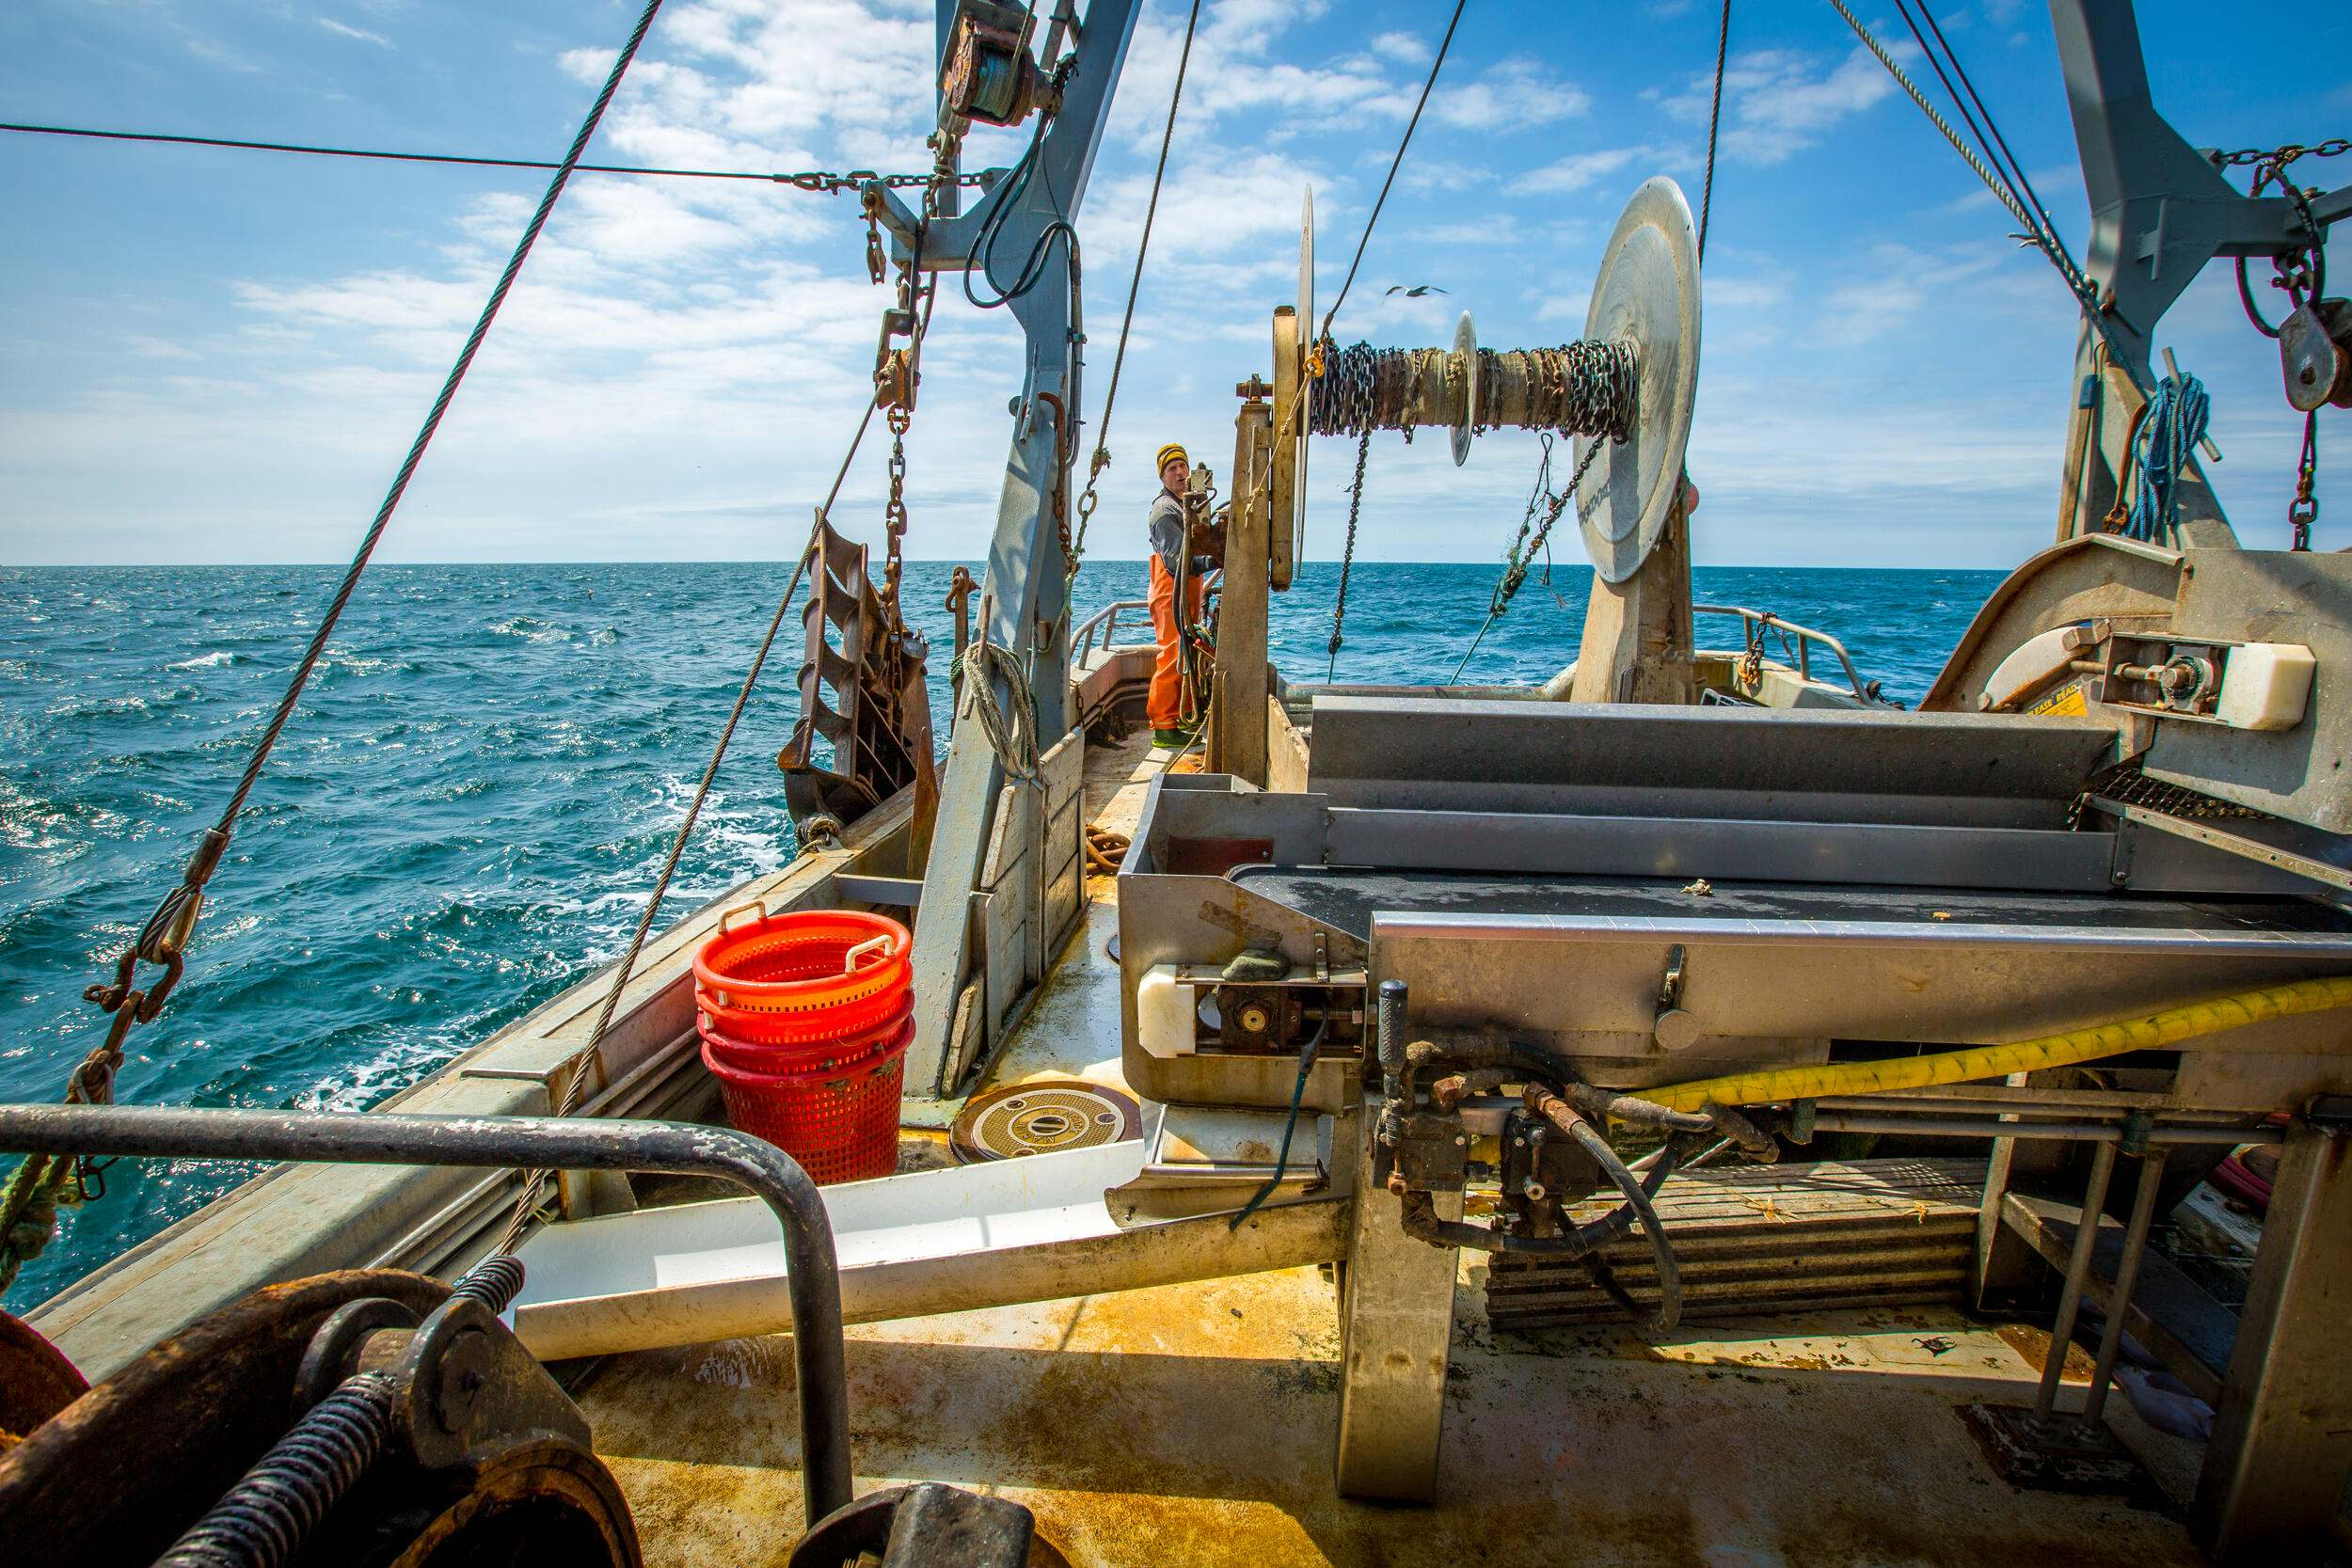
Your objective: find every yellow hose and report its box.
[1644,974,2352,1115]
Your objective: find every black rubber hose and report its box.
[1565,1118,1682,1334]
[1396,1133,1699,1262]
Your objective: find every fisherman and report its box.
[1146,442,1205,748]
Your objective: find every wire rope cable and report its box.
[0,119,978,191]
[0,6,676,1288]
[1070,0,1202,570]
[148,0,670,927]
[1822,0,2144,395]
[1698,0,1730,261]
[494,389,884,1254]
[1316,0,1469,342]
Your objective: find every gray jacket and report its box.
[1147,489,1186,578]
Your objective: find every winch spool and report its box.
[949,1079,1141,1162]
[1276,178,1701,582]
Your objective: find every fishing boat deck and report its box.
[572,1241,2208,1567]
[559,723,2217,1566]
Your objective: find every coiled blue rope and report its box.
[2124,373,2209,543]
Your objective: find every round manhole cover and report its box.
[950,1080,1142,1163]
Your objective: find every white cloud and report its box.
[1370,30,1429,65]
[1656,46,1899,165]
[317,18,392,48]
[1509,146,1647,197]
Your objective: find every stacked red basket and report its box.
[692,903,913,1184]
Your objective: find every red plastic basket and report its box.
[701,1015,911,1185]
[694,904,911,1046]
[697,991,914,1077]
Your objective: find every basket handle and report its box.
[843,934,894,974]
[717,898,770,936]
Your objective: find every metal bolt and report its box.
[1454,1135,1468,1147]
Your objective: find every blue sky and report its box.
[0,0,2344,568]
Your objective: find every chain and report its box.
[883,410,911,614]
[1448,436,1612,685]
[1495,438,1607,614]
[2233,148,2333,339]
[1310,341,1639,445]
[1035,391,1075,572]
[2292,411,2320,551]
[2213,137,2352,168]
[1325,427,1373,679]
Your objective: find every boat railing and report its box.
[1073,599,1152,662]
[0,1102,855,1522]
[1692,603,1873,700]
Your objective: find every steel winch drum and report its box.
[1576,176,1703,583]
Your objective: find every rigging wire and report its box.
[4,0,673,1299]
[1821,0,2145,397]
[1069,0,1202,571]
[0,119,974,191]
[1901,0,2067,271]
[497,388,886,1254]
[1698,0,1730,261]
[1316,0,1469,343]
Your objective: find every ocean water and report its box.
[0,559,2000,1304]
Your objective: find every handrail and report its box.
[1072,598,1152,662]
[1692,603,1873,700]
[0,1103,853,1523]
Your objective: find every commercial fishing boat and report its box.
[5,2,2350,1564]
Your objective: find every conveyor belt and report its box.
[1228,865,2352,943]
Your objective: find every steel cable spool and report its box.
[1302,181,1698,589]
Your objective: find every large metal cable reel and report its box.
[1576,177,1703,583]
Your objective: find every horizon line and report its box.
[0,558,2014,572]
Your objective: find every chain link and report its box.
[1324,427,1373,678]
[780,167,989,195]
[883,414,911,614]
[2213,137,2352,168]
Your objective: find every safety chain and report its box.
[1324,427,1373,678]
[2292,411,2320,552]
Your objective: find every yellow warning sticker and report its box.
[2028,681,2089,718]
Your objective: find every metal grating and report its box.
[1485,1156,1983,1330]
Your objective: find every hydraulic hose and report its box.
[1642,975,2352,1115]
[1559,1114,1682,1335]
